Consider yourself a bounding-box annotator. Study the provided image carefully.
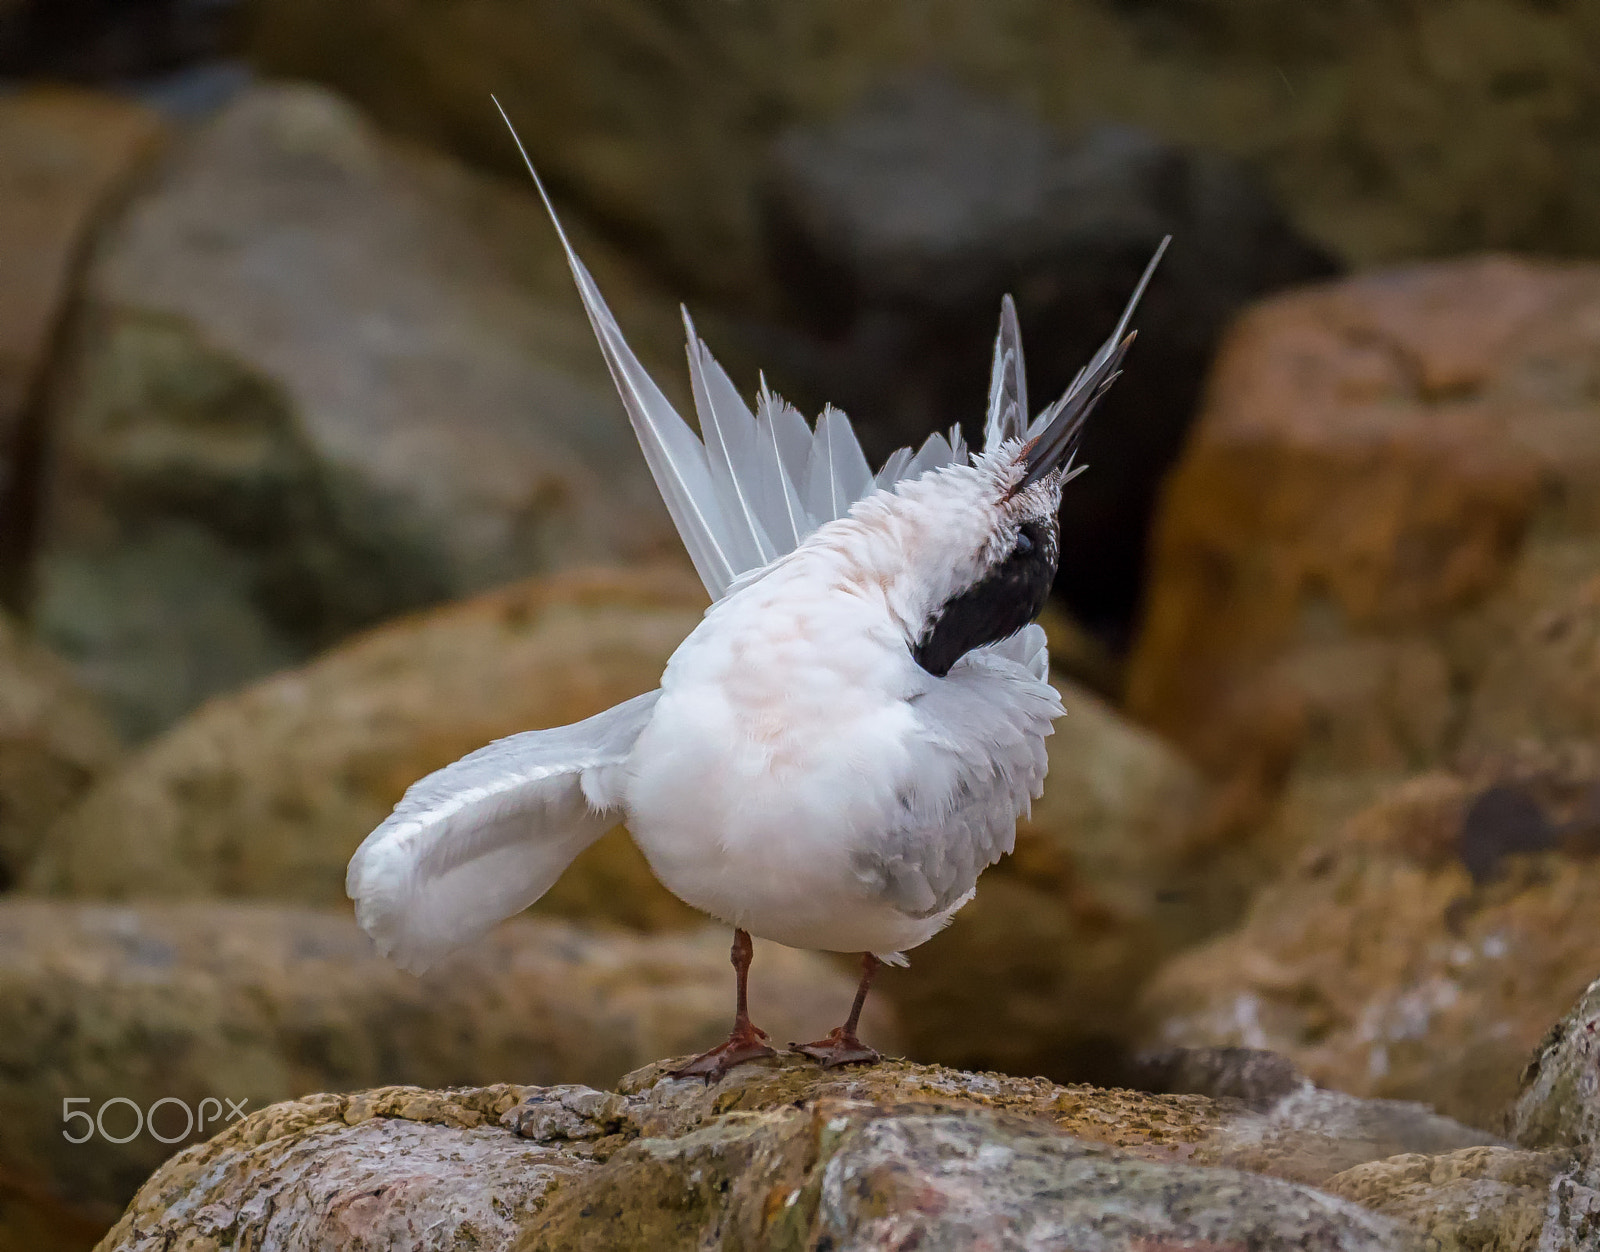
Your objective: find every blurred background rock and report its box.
[3,0,1600,1247]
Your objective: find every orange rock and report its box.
[0,612,119,887]
[1138,755,1600,1130]
[1126,258,1600,872]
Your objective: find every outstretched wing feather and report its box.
[346,691,661,973]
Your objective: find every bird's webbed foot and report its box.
[668,1019,777,1083]
[791,1026,881,1069]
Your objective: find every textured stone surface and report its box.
[98,1054,1501,1251]
[0,900,893,1246]
[0,88,165,601]
[1323,1147,1558,1252]
[94,1086,573,1252]
[29,82,684,738]
[30,566,705,926]
[248,1,1600,294]
[0,612,120,888]
[1138,764,1600,1131]
[1509,975,1600,1153]
[522,1101,1408,1252]
[619,1052,1490,1189]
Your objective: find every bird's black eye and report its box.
[1013,529,1034,557]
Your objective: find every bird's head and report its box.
[827,242,1165,677]
[832,427,1086,678]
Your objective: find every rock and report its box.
[887,679,1220,1084]
[1509,975,1600,1154]
[1138,763,1600,1131]
[101,1053,1510,1251]
[0,612,119,889]
[1126,257,1600,862]
[0,88,165,603]
[28,82,684,739]
[1131,1044,1310,1110]
[758,77,1337,637]
[247,1,1600,296]
[95,1085,574,1252]
[0,898,895,1244]
[30,566,705,929]
[524,1105,1404,1252]
[612,1052,1490,1188]
[1463,566,1600,756]
[1322,1146,1559,1252]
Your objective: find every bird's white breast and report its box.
[623,552,955,955]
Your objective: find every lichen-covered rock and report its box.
[1138,764,1600,1131]
[94,1086,578,1252]
[521,1099,1408,1252]
[29,566,706,927]
[104,1055,1498,1252]
[1542,1157,1600,1251]
[1508,976,1600,1154]
[611,1051,1490,1189]
[0,612,120,888]
[1323,1147,1557,1252]
[29,82,685,738]
[0,900,894,1246]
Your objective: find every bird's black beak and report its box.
[1016,236,1170,491]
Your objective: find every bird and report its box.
[345,100,1168,1080]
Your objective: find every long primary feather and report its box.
[495,98,740,596]
[753,381,814,548]
[494,100,981,582]
[804,404,874,523]
[984,294,1028,451]
[683,310,776,568]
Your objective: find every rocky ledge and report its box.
[94,1043,1599,1251]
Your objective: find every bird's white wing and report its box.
[346,690,660,973]
[850,651,1061,919]
[494,101,971,598]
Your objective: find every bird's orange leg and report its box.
[793,952,882,1067]
[669,928,777,1081]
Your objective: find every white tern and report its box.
[346,101,1167,1078]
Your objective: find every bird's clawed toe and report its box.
[791,1027,881,1069]
[668,1023,777,1084]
